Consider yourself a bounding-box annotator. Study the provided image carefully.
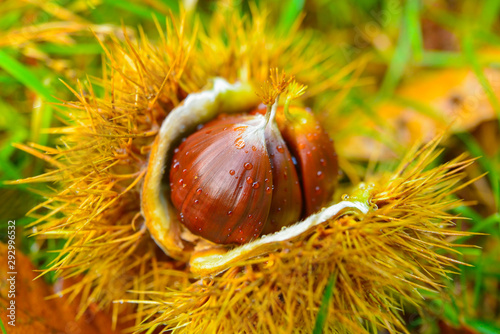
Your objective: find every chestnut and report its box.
[169,96,337,245]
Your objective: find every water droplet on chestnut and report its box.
[234,137,245,149]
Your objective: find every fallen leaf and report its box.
[0,242,125,334]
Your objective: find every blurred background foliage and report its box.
[0,0,499,333]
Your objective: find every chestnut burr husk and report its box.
[169,104,338,245]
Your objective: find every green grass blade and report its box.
[456,132,500,211]
[473,257,484,310]
[313,271,337,334]
[407,0,423,61]
[278,0,305,33]
[462,32,500,123]
[418,51,465,67]
[0,317,6,334]
[467,319,500,334]
[158,0,179,13]
[452,205,484,224]
[377,0,419,99]
[101,0,165,20]
[480,0,500,31]
[38,43,104,55]
[30,100,53,148]
[0,49,58,103]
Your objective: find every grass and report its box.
[313,271,337,334]
[0,0,499,333]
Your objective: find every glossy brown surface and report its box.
[170,114,273,244]
[277,107,338,215]
[169,106,337,244]
[261,123,302,234]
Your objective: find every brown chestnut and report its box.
[169,102,338,245]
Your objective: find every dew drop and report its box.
[276,145,285,153]
[172,161,180,171]
[342,194,349,200]
[320,158,327,166]
[205,130,212,134]
[194,199,199,204]
[227,211,233,216]
[317,171,324,179]
[178,179,184,185]
[196,188,202,195]
[244,162,253,170]
[252,145,257,151]
[252,182,260,189]
[229,169,235,175]
[265,186,272,193]
[315,186,321,194]
[234,137,245,149]
[298,143,306,150]
[182,168,188,174]
[246,176,253,184]
[248,214,253,219]
[174,148,180,154]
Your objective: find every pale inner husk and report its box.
[190,200,370,276]
[142,78,370,273]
